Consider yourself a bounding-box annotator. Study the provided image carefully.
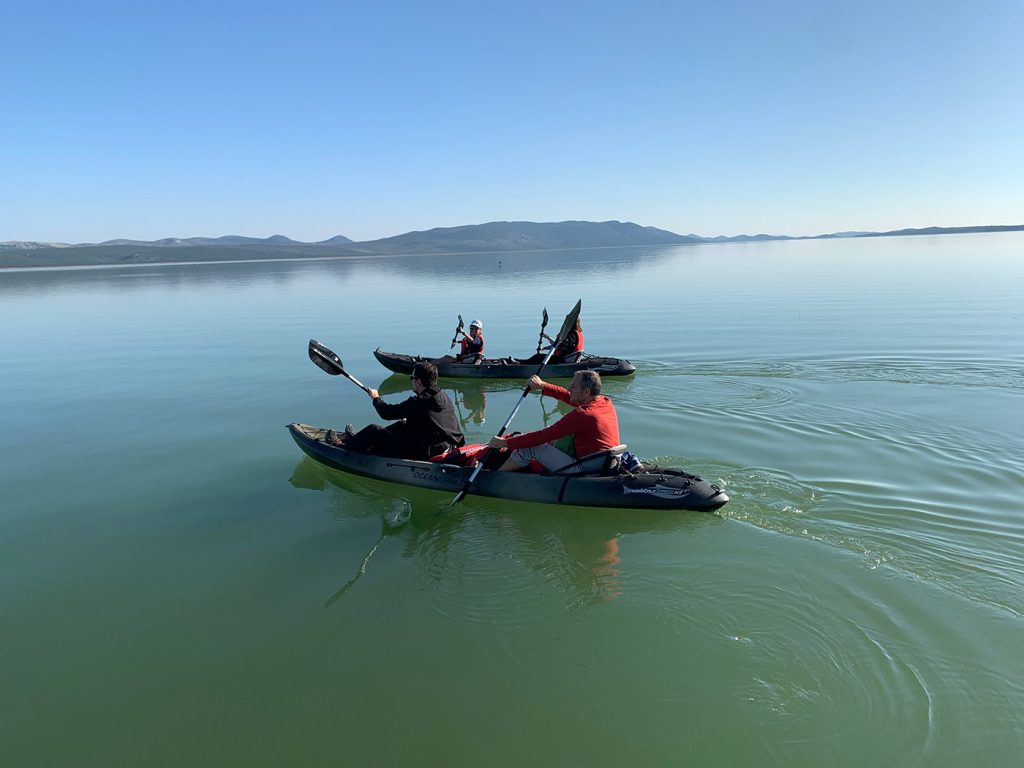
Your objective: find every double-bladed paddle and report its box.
[447,299,582,508]
[449,314,464,349]
[535,308,548,354]
[308,339,373,395]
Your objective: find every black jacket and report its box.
[372,387,465,458]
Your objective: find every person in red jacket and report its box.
[488,370,619,473]
[525,318,583,364]
[541,318,584,362]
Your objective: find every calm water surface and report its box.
[2,234,1022,766]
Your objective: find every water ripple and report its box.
[623,565,940,761]
[641,357,1024,391]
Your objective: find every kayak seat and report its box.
[552,444,628,477]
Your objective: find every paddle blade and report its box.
[450,314,465,349]
[308,339,345,376]
[553,299,582,347]
[448,478,475,509]
[541,308,548,328]
[445,453,488,510]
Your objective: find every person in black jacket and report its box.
[342,361,465,459]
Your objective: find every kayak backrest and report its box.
[551,444,628,477]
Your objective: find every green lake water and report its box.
[1,233,1022,766]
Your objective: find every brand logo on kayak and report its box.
[623,484,688,498]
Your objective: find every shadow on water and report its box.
[289,455,716,613]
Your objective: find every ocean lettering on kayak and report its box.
[386,462,445,484]
[622,485,689,499]
[412,470,442,482]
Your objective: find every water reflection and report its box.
[290,457,418,604]
[418,504,708,619]
[377,374,517,429]
[0,254,367,296]
[289,456,708,612]
[0,243,686,295]
[322,496,413,607]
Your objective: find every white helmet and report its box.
[469,319,483,329]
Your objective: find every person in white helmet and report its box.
[437,318,485,364]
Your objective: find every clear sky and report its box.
[2,0,1022,243]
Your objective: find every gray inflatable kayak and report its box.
[373,349,636,379]
[287,423,728,512]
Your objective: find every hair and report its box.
[575,319,583,331]
[574,370,602,396]
[412,361,439,388]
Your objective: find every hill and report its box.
[94,234,304,247]
[3,221,1022,269]
[352,220,698,253]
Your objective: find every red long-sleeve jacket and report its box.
[504,382,619,458]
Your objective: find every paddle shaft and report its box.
[496,349,559,437]
[339,369,373,396]
[449,299,581,506]
[450,347,559,502]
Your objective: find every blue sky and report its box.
[2,0,1022,243]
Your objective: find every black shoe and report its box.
[325,429,345,446]
[345,424,356,437]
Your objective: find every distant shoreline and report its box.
[2,222,1022,270]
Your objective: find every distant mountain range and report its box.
[2,221,1022,268]
[1,233,355,249]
